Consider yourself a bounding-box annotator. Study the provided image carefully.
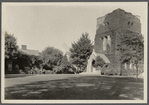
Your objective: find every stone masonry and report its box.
[87,9,141,75]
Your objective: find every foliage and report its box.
[70,33,93,72]
[94,56,106,68]
[5,32,18,59]
[15,51,32,67]
[14,51,42,74]
[117,32,144,63]
[4,32,44,74]
[117,31,144,80]
[54,55,76,74]
[41,47,63,70]
[30,55,42,69]
[5,32,19,74]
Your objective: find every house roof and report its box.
[19,49,40,56]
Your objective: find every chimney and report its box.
[22,45,27,50]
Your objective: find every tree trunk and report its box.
[120,63,122,76]
[136,63,138,82]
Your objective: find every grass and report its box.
[5,76,143,100]
[5,74,34,78]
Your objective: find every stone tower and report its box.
[87,9,141,75]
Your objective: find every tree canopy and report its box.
[70,33,93,72]
[117,31,144,80]
[117,31,144,64]
[41,47,63,70]
[5,32,18,59]
[94,56,105,68]
[15,51,42,70]
[54,55,76,74]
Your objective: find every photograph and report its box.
[1,2,148,104]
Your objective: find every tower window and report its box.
[107,22,109,25]
[128,21,130,25]
[104,22,109,26]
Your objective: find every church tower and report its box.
[87,9,141,75]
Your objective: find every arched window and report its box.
[92,60,96,67]
[107,22,109,25]
[125,63,127,69]
[107,36,111,46]
[103,36,107,51]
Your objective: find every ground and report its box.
[5,74,143,100]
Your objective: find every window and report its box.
[100,37,103,40]
[128,21,130,25]
[104,22,109,26]
[128,21,133,25]
[107,22,109,25]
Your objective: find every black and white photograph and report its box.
[1,2,148,103]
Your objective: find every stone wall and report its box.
[93,9,141,75]
[96,9,141,35]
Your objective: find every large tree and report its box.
[117,31,144,81]
[5,32,18,74]
[41,47,63,70]
[5,32,18,59]
[70,33,93,73]
[14,51,32,73]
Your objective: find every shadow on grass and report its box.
[5,76,143,100]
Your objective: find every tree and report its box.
[14,51,32,73]
[94,56,106,68]
[5,32,18,74]
[54,55,76,74]
[41,47,63,71]
[5,32,18,59]
[30,55,42,69]
[117,31,144,81]
[70,33,93,73]
[14,51,43,74]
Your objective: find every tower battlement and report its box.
[96,9,141,35]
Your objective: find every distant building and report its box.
[87,9,142,75]
[19,45,40,56]
[5,45,40,74]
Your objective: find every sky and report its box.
[2,2,148,54]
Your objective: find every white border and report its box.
[1,2,148,104]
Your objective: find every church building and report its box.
[87,9,142,75]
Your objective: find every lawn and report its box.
[5,75,143,100]
[5,74,33,78]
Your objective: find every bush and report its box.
[24,67,31,74]
[94,56,105,68]
[41,47,63,71]
[45,70,55,74]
